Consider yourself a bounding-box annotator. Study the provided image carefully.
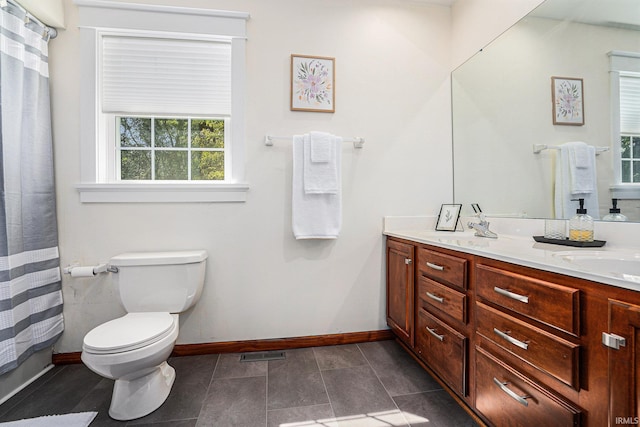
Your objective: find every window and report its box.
[117,117,227,181]
[621,134,640,183]
[609,51,640,198]
[75,0,249,202]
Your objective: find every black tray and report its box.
[533,236,606,247]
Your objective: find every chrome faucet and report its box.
[468,212,498,239]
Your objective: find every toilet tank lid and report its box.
[110,250,208,266]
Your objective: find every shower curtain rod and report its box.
[1,0,57,39]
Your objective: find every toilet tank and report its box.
[109,250,208,313]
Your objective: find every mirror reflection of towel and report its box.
[554,142,599,219]
[567,142,595,193]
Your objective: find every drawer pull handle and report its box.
[426,326,444,341]
[493,378,530,407]
[494,286,529,304]
[494,328,529,350]
[426,262,444,271]
[426,292,444,303]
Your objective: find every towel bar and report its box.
[533,144,609,155]
[265,135,364,149]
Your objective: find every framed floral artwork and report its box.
[435,204,462,232]
[552,76,584,125]
[291,54,335,113]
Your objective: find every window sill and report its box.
[76,182,249,203]
[610,184,640,199]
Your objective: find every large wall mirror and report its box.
[452,0,640,222]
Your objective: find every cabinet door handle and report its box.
[426,292,444,303]
[493,378,530,407]
[405,258,412,265]
[493,286,529,304]
[426,326,444,341]
[493,328,529,350]
[426,262,444,271]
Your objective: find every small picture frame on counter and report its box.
[435,204,462,231]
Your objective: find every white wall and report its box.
[451,0,544,69]
[15,0,65,27]
[49,0,454,353]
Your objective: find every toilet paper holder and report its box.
[63,263,119,277]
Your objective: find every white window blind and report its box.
[101,35,231,116]
[620,74,640,134]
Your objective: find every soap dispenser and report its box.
[602,198,628,222]
[569,198,594,242]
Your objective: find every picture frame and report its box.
[552,76,584,126]
[291,54,335,113]
[435,204,463,232]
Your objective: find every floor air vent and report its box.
[240,351,286,362]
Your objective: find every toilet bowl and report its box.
[82,313,179,420]
[80,250,207,421]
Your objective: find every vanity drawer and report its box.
[416,308,467,396]
[418,276,467,324]
[476,302,580,390]
[476,264,580,336]
[417,248,467,291]
[475,347,582,427]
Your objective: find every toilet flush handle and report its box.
[94,263,118,274]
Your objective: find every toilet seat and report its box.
[83,312,175,354]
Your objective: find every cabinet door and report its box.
[608,299,640,425]
[386,240,414,346]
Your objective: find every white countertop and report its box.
[384,216,640,292]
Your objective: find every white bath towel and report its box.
[292,134,342,239]
[303,133,339,194]
[554,142,600,219]
[567,141,595,193]
[310,131,333,163]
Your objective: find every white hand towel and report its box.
[292,134,342,239]
[310,131,332,163]
[554,143,600,220]
[567,142,595,193]
[303,133,339,194]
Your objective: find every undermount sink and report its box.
[553,251,640,283]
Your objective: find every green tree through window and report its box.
[118,117,225,181]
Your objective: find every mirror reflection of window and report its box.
[619,74,640,183]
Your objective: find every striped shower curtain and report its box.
[0,2,63,375]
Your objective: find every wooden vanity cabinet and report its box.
[386,239,414,347]
[607,299,640,425]
[414,246,472,398]
[385,236,640,427]
[475,347,582,427]
[473,259,584,426]
[416,307,468,396]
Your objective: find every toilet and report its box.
[81,250,207,421]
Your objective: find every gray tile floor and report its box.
[0,340,479,427]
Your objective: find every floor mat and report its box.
[0,412,98,427]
